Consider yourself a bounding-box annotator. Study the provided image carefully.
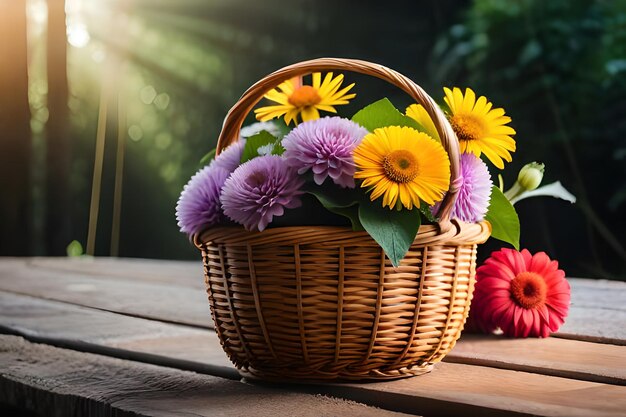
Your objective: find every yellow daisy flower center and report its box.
[383,150,420,183]
[449,113,486,142]
[354,126,450,209]
[288,85,322,108]
[255,73,355,125]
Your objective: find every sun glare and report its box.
[26,0,47,36]
[26,0,91,48]
[66,0,90,48]
[67,22,90,48]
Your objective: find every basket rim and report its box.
[194,219,491,249]
[215,58,462,231]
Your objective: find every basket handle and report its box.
[216,57,460,230]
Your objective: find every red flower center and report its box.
[510,271,547,309]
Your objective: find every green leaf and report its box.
[419,201,437,223]
[272,119,292,138]
[303,182,363,230]
[326,205,364,231]
[66,240,84,257]
[303,181,360,208]
[358,202,421,267]
[351,98,424,132]
[485,186,520,249]
[510,181,576,205]
[273,141,286,156]
[199,148,216,166]
[240,130,280,164]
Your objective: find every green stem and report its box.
[504,182,523,202]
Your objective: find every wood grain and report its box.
[1,260,625,382]
[0,335,406,417]
[26,256,202,286]
[325,362,626,417]
[448,334,626,385]
[3,259,625,344]
[1,291,625,417]
[568,278,626,311]
[0,291,235,379]
[554,278,626,345]
[0,258,212,328]
[557,307,626,346]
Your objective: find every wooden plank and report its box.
[324,362,626,417]
[27,258,626,311]
[0,335,405,417]
[568,278,626,311]
[1,261,625,382]
[0,258,212,328]
[553,277,626,344]
[26,256,203,285]
[0,291,235,379]
[23,259,626,313]
[1,291,625,417]
[558,307,626,346]
[557,278,626,345]
[447,334,626,385]
[3,259,626,344]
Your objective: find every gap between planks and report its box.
[0,264,625,386]
[0,292,625,417]
[0,335,407,417]
[2,258,626,346]
[0,259,214,330]
[0,286,214,332]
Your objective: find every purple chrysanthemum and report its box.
[442,153,493,222]
[282,116,368,188]
[221,155,304,232]
[212,140,245,173]
[176,165,230,236]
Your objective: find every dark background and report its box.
[1,0,624,279]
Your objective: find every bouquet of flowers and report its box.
[178,66,575,344]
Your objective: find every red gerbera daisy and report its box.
[471,248,570,338]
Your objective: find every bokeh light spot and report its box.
[91,48,106,63]
[140,86,157,104]
[128,125,143,142]
[154,93,170,110]
[155,132,172,150]
[67,23,90,48]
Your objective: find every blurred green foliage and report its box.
[66,240,84,257]
[46,0,465,260]
[432,0,626,278]
[24,0,624,278]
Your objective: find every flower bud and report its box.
[517,162,545,191]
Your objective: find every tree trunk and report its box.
[0,0,32,255]
[46,0,70,255]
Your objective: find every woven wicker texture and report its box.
[196,58,491,381]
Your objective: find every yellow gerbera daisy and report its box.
[443,87,516,169]
[405,104,441,142]
[354,126,450,210]
[254,72,355,125]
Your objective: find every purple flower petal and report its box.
[221,155,304,232]
[176,165,230,236]
[456,154,493,222]
[211,140,245,173]
[176,140,245,236]
[434,153,492,222]
[282,116,368,189]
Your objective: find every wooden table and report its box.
[0,258,624,417]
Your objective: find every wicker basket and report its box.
[194,58,491,381]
